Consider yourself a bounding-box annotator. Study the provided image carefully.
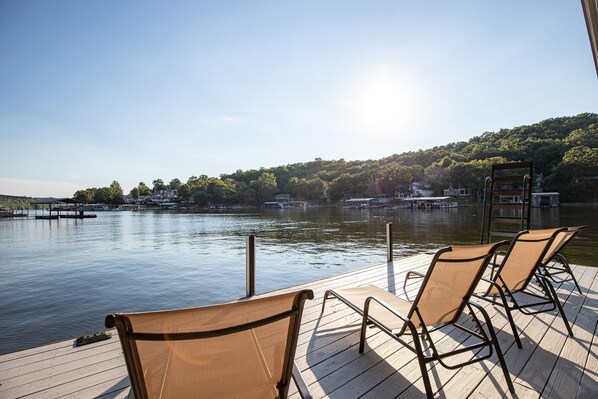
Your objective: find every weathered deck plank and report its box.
[466,264,596,399]
[0,254,596,399]
[470,268,595,398]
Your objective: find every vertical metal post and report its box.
[246,235,256,297]
[386,222,393,263]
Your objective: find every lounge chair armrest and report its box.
[491,240,510,256]
[292,362,312,399]
[476,277,505,297]
[466,301,496,332]
[570,225,590,232]
[403,271,425,298]
[363,296,411,324]
[363,295,419,339]
[487,244,508,279]
[406,270,425,280]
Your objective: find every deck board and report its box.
[0,253,596,399]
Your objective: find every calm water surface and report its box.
[0,206,596,355]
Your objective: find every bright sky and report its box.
[1,1,597,197]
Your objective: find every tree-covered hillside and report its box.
[72,113,597,206]
[216,113,598,204]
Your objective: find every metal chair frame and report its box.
[321,245,514,399]
[474,228,573,349]
[539,225,589,295]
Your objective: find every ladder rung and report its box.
[489,230,519,238]
[492,176,528,183]
[490,203,527,209]
[492,162,533,171]
[492,190,526,196]
[490,217,525,224]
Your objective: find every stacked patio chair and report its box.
[106,289,314,399]
[473,228,573,349]
[321,243,514,399]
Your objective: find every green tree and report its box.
[289,177,325,202]
[93,187,112,203]
[378,164,413,195]
[129,187,140,201]
[177,184,191,202]
[212,178,238,203]
[547,146,598,201]
[244,187,257,205]
[152,179,167,192]
[327,173,367,202]
[109,181,124,204]
[424,165,450,195]
[564,125,598,148]
[249,172,278,204]
[138,182,152,196]
[74,188,95,203]
[305,178,326,202]
[169,178,182,190]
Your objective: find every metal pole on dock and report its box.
[246,235,256,297]
[386,222,393,263]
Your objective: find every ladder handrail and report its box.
[521,173,532,230]
[480,176,492,244]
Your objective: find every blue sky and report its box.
[1,1,597,197]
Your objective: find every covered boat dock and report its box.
[33,198,97,220]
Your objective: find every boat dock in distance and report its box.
[33,198,97,219]
[400,196,459,209]
[343,196,458,209]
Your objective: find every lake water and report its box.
[0,206,596,355]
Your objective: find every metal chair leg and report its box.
[540,276,574,337]
[557,254,583,295]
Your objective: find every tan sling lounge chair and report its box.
[539,225,589,295]
[322,243,513,399]
[474,228,572,349]
[106,289,314,399]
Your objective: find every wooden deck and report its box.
[1,253,596,398]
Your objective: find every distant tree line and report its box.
[73,181,124,205]
[70,113,598,206]
[0,195,35,210]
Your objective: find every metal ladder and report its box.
[480,162,533,244]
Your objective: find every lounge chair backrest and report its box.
[106,289,313,399]
[409,243,503,328]
[494,228,566,292]
[541,226,589,265]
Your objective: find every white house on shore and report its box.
[443,185,471,198]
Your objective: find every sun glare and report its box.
[351,72,419,137]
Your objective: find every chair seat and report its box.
[333,285,412,331]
